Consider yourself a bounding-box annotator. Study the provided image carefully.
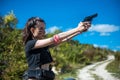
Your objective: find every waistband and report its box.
[41,63,51,70]
[29,63,52,71]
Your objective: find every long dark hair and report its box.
[22,17,45,45]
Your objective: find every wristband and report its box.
[53,35,61,44]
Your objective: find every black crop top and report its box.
[25,39,53,69]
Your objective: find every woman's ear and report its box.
[30,27,35,34]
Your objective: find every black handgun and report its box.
[82,13,98,22]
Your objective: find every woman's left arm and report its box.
[62,31,81,42]
[48,32,81,48]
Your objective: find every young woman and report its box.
[22,17,91,80]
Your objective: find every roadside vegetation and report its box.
[106,52,120,79]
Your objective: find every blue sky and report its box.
[1,0,120,51]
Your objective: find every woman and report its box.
[22,17,91,80]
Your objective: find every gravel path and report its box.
[77,55,120,80]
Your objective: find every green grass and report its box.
[106,60,120,79]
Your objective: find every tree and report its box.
[0,11,27,80]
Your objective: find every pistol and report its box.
[82,13,98,22]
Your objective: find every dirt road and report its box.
[77,55,120,80]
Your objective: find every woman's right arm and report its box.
[34,22,91,49]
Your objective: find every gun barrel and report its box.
[82,13,98,22]
[91,13,98,18]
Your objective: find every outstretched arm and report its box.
[53,22,90,44]
[34,22,91,49]
[62,31,80,42]
[49,31,81,48]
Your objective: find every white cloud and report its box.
[89,24,120,36]
[93,44,99,48]
[93,44,108,49]
[100,45,108,48]
[46,26,59,33]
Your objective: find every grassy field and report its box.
[106,60,120,79]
